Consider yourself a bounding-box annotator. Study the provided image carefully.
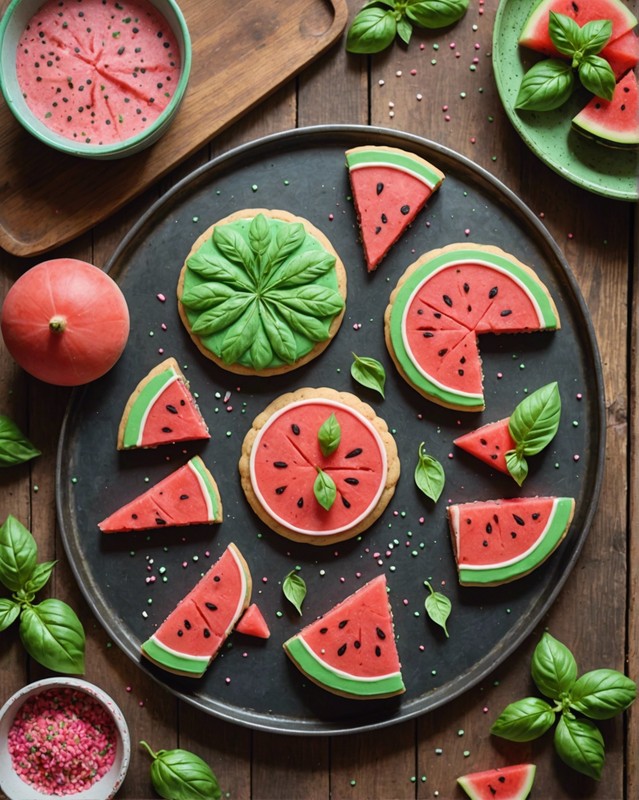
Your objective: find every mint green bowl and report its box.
[0,0,191,159]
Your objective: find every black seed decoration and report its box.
[354,640,361,649]
[179,494,189,500]
[381,213,388,224]
[177,629,183,637]
[292,424,300,435]
[460,356,466,364]
[513,514,525,526]
[486,522,492,533]
[500,309,512,317]
[458,369,465,376]
[214,575,221,582]
[463,282,470,293]
[345,477,359,485]
[184,619,192,630]
[375,226,382,234]
[338,620,349,629]
[131,513,138,519]
[438,348,448,357]
[203,629,211,638]
[155,518,166,525]
[166,404,178,414]
[443,294,453,307]
[275,486,287,495]
[376,182,384,195]
[297,497,304,508]
[483,540,489,547]
[400,204,410,215]
[161,426,172,433]
[274,461,288,468]
[342,497,351,509]
[423,331,434,338]
[488,286,498,298]
[511,531,518,538]
[345,448,363,458]
[498,776,506,783]
[480,438,487,445]
[375,646,382,657]
[532,512,540,520]
[337,643,347,656]
[320,627,328,634]
[491,454,498,460]
[376,627,386,640]
[205,602,217,611]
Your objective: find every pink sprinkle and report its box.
[355,571,362,578]
[403,598,409,606]
[442,104,449,111]
[448,453,454,459]
[328,213,334,221]
[225,677,231,684]
[226,405,233,412]
[161,323,167,330]
[182,561,188,568]
[419,644,425,651]
[340,576,345,583]
[474,43,481,50]
[449,42,456,49]
[410,69,417,75]
[497,372,503,379]
[126,686,132,692]
[464,228,471,236]
[393,510,399,517]
[419,517,425,524]
[420,43,425,50]
[158,348,165,355]
[204,551,210,558]
[138,700,144,707]
[568,233,574,239]
[385,550,392,558]
[470,137,476,144]
[444,115,451,122]
[373,552,381,558]
[576,393,583,400]
[223,391,232,403]
[573,454,580,462]
[483,706,489,713]
[262,576,268,583]
[242,652,248,658]
[157,293,166,302]
[539,211,545,218]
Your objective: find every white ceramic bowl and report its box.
[0,678,130,800]
[0,0,191,159]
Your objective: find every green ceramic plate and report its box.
[493,0,638,202]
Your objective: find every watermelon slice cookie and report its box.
[117,357,209,449]
[141,542,251,677]
[283,574,405,699]
[177,209,346,376]
[346,145,444,271]
[572,69,639,148]
[447,496,575,586]
[239,388,400,545]
[98,456,222,532]
[457,763,536,800]
[384,243,560,411]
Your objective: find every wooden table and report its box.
[1,1,636,797]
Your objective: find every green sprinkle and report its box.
[226,431,232,437]
[276,611,283,618]
[350,780,357,787]
[192,216,199,222]
[572,420,579,427]
[71,477,78,484]
[463,750,471,757]
[460,91,467,99]
[457,729,464,736]
[251,184,258,192]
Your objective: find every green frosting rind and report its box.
[180,215,344,370]
[141,635,209,676]
[458,497,574,585]
[284,636,405,698]
[189,455,219,520]
[346,148,442,188]
[122,367,176,448]
[388,248,559,408]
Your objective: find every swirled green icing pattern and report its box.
[179,214,345,370]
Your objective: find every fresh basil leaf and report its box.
[0,416,41,467]
[509,382,562,456]
[248,213,272,265]
[414,442,445,502]
[569,668,637,720]
[262,222,307,280]
[515,59,574,111]
[283,570,307,615]
[248,323,274,371]
[179,282,236,311]
[531,632,578,699]
[346,7,397,54]
[554,715,605,780]
[19,598,85,674]
[578,19,613,57]
[259,303,297,364]
[186,249,252,291]
[22,560,57,596]
[314,468,337,511]
[268,285,344,316]
[0,598,20,632]
[220,304,261,365]
[397,15,413,45]
[406,0,469,30]
[548,11,582,56]
[265,251,336,290]
[318,413,341,457]
[424,581,451,637]
[276,305,331,341]
[505,450,528,486]
[213,225,255,273]
[578,55,615,101]
[351,353,386,398]
[191,295,253,336]
[140,742,221,800]
[0,515,37,592]
[490,696,556,742]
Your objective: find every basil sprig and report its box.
[346,0,469,55]
[414,442,445,502]
[283,569,307,615]
[314,468,337,510]
[516,13,615,111]
[140,741,221,800]
[0,415,40,467]
[505,381,561,486]
[424,581,451,637]
[491,632,636,779]
[318,413,341,456]
[0,515,85,674]
[351,353,386,398]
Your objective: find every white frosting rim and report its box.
[249,398,388,537]
[188,459,215,521]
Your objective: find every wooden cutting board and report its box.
[0,0,348,257]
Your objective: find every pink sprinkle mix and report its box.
[576,393,583,400]
[156,293,166,302]
[328,213,334,221]
[573,454,580,462]
[8,688,116,795]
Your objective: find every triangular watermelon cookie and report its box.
[346,145,444,271]
[572,69,639,148]
[447,496,575,586]
[283,574,405,699]
[141,542,252,677]
[239,387,400,546]
[117,357,210,450]
[384,243,560,411]
[457,763,536,800]
[98,456,222,532]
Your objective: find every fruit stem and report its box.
[49,315,67,334]
[139,740,158,760]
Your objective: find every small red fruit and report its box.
[1,258,130,386]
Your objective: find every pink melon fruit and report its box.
[572,69,639,147]
[457,763,536,800]
[454,418,516,475]
[235,604,270,639]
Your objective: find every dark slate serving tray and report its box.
[57,125,605,735]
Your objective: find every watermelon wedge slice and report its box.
[457,763,536,800]
[518,0,638,57]
[283,574,405,699]
[572,69,639,147]
[454,418,516,475]
[346,145,444,271]
[98,456,222,532]
[117,357,210,449]
[141,542,252,676]
[385,244,560,411]
[235,603,270,638]
[447,496,575,585]
[602,31,639,79]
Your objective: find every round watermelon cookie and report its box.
[239,388,400,546]
[384,243,560,411]
[177,209,346,376]
[117,357,209,449]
